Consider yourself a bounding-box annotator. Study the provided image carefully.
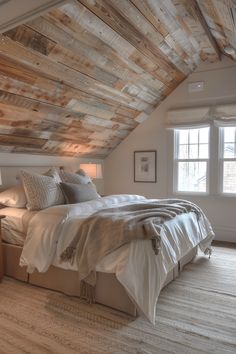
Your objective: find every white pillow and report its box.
[20,170,65,211]
[0,185,27,208]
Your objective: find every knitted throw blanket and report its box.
[60,199,201,301]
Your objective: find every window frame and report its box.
[173,127,210,195]
[219,126,236,196]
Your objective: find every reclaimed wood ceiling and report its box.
[0,0,233,158]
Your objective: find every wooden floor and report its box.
[0,245,235,354]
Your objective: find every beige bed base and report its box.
[2,242,197,317]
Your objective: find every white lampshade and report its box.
[79,163,103,179]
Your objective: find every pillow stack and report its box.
[0,167,63,210]
[0,167,100,211]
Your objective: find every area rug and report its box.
[0,246,235,354]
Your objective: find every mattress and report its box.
[0,207,35,246]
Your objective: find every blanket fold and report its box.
[60,199,203,304]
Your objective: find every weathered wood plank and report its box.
[76,0,186,81]
[108,0,193,75]
[45,3,175,86]
[0,34,153,112]
[111,114,138,128]
[0,0,227,158]
[0,134,47,148]
[0,81,140,124]
[28,15,166,89]
[50,45,119,87]
[142,0,200,64]
[0,55,37,85]
[0,72,70,108]
[1,33,118,92]
[0,97,134,148]
[0,55,141,120]
[29,14,173,95]
[131,0,194,70]
[4,25,56,56]
[41,139,110,156]
[0,101,94,139]
[0,89,73,118]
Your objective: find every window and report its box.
[220,126,236,194]
[174,127,209,193]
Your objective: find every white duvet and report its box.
[20,194,214,323]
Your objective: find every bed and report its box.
[0,167,214,324]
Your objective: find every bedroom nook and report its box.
[0,1,235,354]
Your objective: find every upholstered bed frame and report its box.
[3,242,198,317]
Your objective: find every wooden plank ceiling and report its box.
[0,0,234,158]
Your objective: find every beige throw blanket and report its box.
[60,199,201,298]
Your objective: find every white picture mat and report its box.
[134,151,156,182]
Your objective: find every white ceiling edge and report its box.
[0,0,68,33]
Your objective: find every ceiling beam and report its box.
[0,0,67,33]
[187,0,221,60]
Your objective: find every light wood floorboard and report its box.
[0,245,235,354]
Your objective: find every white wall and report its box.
[0,153,104,194]
[104,56,236,242]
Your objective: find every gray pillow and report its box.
[60,182,100,204]
[76,169,92,183]
[60,171,91,184]
[44,167,62,183]
[20,170,65,211]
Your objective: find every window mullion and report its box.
[221,127,236,194]
[198,129,200,159]
[234,128,236,157]
[187,130,189,159]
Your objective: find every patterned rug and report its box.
[0,246,235,354]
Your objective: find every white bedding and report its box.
[0,207,32,246]
[19,194,214,323]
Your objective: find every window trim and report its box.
[219,127,236,196]
[173,128,210,195]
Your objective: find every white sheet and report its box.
[19,195,214,323]
[0,207,32,246]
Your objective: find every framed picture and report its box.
[134,150,157,183]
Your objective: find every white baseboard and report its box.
[213,225,236,243]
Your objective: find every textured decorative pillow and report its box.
[60,182,100,204]
[0,185,27,208]
[60,170,91,184]
[44,167,62,183]
[20,170,65,211]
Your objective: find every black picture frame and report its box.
[134,150,157,183]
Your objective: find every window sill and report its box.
[173,191,209,197]
[219,193,236,198]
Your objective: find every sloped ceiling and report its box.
[0,0,234,157]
